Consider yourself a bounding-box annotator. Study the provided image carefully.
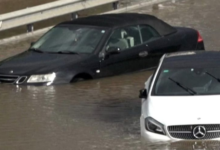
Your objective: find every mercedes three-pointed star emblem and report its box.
[193,126,206,139]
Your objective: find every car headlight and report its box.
[27,73,56,84]
[145,117,166,135]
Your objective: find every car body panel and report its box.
[142,96,220,126]
[0,13,205,85]
[140,52,220,141]
[99,44,152,76]
[0,51,100,84]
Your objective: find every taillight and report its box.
[197,31,203,43]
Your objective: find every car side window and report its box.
[140,25,160,43]
[105,25,141,51]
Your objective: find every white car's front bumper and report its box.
[140,115,220,142]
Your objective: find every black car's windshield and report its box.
[31,25,107,54]
[153,67,220,95]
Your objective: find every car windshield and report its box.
[31,25,107,54]
[153,67,220,95]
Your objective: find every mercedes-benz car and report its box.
[140,51,220,141]
[0,13,204,85]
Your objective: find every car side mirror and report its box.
[139,89,148,99]
[106,47,121,55]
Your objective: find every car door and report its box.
[99,25,151,77]
[139,25,179,67]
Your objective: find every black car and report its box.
[0,13,205,85]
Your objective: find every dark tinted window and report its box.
[140,25,160,43]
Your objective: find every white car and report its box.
[140,51,220,141]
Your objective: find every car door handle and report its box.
[139,51,148,57]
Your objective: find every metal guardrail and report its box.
[0,0,119,32]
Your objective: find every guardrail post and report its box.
[71,13,79,20]
[113,1,119,10]
[27,24,34,32]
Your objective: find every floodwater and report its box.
[1,0,220,150]
[0,71,150,150]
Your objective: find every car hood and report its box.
[148,95,220,126]
[0,51,89,75]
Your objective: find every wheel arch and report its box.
[70,72,93,82]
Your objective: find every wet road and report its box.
[1,0,220,149]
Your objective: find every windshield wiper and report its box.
[29,48,44,53]
[168,77,197,95]
[57,51,79,54]
[205,72,220,82]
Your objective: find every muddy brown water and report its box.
[1,0,220,149]
[0,71,150,150]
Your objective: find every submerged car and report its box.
[140,51,220,141]
[0,13,204,85]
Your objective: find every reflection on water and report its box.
[170,141,220,150]
[2,70,220,150]
[140,140,220,150]
[0,71,150,150]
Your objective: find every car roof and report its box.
[58,13,176,36]
[162,51,220,68]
